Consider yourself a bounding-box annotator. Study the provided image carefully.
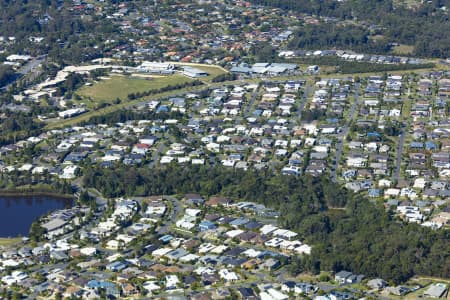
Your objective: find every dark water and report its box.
[0,196,73,237]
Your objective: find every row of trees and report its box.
[80,164,450,283]
[211,72,237,82]
[127,80,203,101]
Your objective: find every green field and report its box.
[0,237,22,246]
[76,74,193,103]
[46,83,207,129]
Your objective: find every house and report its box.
[206,196,232,207]
[139,135,157,146]
[165,249,189,262]
[424,284,447,298]
[165,275,179,289]
[213,288,231,299]
[184,193,205,206]
[158,235,173,243]
[106,261,127,272]
[264,288,289,300]
[367,278,387,290]
[132,143,151,155]
[229,217,250,228]
[50,251,69,261]
[307,65,319,73]
[335,271,353,284]
[2,271,28,285]
[60,165,79,179]
[262,258,280,271]
[295,282,318,294]
[121,283,138,297]
[330,290,354,300]
[241,259,260,270]
[86,281,120,298]
[387,286,410,296]
[218,269,239,282]
[281,281,296,293]
[238,287,257,300]
[143,281,160,294]
[63,286,84,299]
[347,154,367,168]
[199,220,217,231]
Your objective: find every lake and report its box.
[0,195,73,237]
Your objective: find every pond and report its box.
[0,195,73,237]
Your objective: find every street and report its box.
[331,83,360,182]
[393,123,406,180]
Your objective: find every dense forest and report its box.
[81,164,450,284]
[287,23,391,54]
[0,112,44,146]
[251,0,450,58]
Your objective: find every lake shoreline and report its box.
[0,194,74,237]
[0,190,73,199]
[0,237,23,246]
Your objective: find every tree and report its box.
[29,221,47,242]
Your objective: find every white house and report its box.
[218,269,239,282]
[165,275,179,289]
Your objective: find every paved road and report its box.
[296,84,312,122]
[1,56,46,91]
[150,141,167,167]
[157,196,182,235]
[393,123,406,180]
[331,83,360,182]
[244,84,259,117]
[18,56,46,75]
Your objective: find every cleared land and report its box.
[76,74,193,103]
[393,0,423,9]
[392,44,415,55]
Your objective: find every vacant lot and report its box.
[76,74,193,103]
[392,44,414,55]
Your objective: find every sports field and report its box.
[76,74,193,103]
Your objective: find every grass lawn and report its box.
[45,83,206,129]
[393,0,422,8]
[0,237,22,246]
[76,74,193,103]
[392,44,415,55]
[401,102,411,120]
